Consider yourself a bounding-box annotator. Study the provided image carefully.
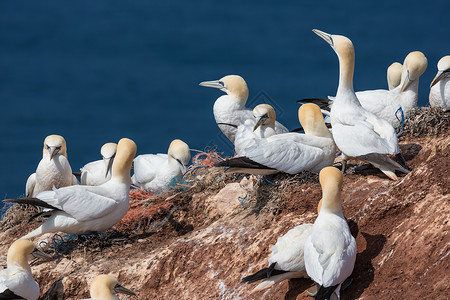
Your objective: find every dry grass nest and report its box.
[399,106,449,140]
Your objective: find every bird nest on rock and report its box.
[399,106,449,140]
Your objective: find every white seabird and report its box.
[387,62,402,90]
[80,142,117,186]
[132,139,190,193]
[241,223,312,293]
[304,167,356,300]
[299,52,428,127]
[429,55,450,111]
[356,51,428,126]
[234,104,277,156]
[82,274,136,300]
[199,75,288,143]
[5,138,137,239]
[0,240,49,300]
[312,29,410,180]
[25,135,78,197]
[216,103,336,175]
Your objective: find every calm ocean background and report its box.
[0,0,449,200]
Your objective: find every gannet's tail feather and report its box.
[3,197,59,210]
[357,153,410,180]
[251,271,307,293]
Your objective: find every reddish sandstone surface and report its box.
[0,113,448,300]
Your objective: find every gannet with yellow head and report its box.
[312,29,410,180]
[387,62,402,90]
[5,138,137,239]
[83,275,136,300]
[199,75,288,143]
[241,203,323,293]
[350,51,427,126]
[299,51,428,127]
[304,167,356,300]
[132,139,190,193]
[429,55,450,111]
[216,103,335,175]
[80,142,118,186]
[234,104,277,156]
[25,135,78,197]
[0,240,49,300]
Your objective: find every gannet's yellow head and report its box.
[298,103,331,138]
[7,239,49,274]
[90,275,136,300]
[199,75,249,104]
[252,104,276,131]
[168,139,191,169]
[400,51,428,92]
[101,142,117,178]
[101,143,117,160]
[430,55,450,87]
[43,134,67,160]
[387,62,403,90]
[313,29,355,87]
[111,138,137,182]
[319,167,343,215]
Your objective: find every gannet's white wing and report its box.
[268,223,313,271]
[356,89,401,122]
[245,133,331,174]
[0,263,40,300]
[274,121,289,134]
[133,154,168,184]
[304,215,357,287]
[80,160,103,185]
[332,111,398,158]
[36,186,119,222]
[25,173,36,198]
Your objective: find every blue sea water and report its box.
[0,0,449,200]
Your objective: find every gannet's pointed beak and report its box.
[400,70,411,92]
[49,146,60,160]
[113,283,136,296]
[313,29,334,48]
[175,158,187,174]
[253,114,268,131]
[430,70,448,88]
[199,80,224,90]
[104,156,115,178]
[31,247,51,260]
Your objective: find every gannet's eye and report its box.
[218,81,224,86]
[46,144,50,150]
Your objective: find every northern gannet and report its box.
[234,104,277,156]
[304,167,356,300]
[25,135,78,197]
[80,142,117,186]
[132,139,190,193]
[241,223,312,293]
[0,240,49,300]
[299,52,428,127]
[429,55,450,111]
[387,62,402,90]
[82,275,136,300]
[199,75,288,143]
[216,103,336,175]
[4,138,137,239]
[312,29,410,180]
